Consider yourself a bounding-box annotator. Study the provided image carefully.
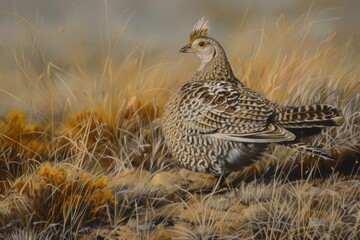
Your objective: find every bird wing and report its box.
[178,81,295,143]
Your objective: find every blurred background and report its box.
[0,0,359,118]
[1,0,359,52]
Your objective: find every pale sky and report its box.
[1,0,359,52]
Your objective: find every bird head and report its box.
[180,18,220,66]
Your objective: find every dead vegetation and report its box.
[0,11,359,240]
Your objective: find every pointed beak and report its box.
[179,44,193,53]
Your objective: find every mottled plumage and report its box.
[162,19,343,177]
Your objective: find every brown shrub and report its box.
[13,162,114,232]
[0,111,50,191]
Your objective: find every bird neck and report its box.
[190,48,235,82]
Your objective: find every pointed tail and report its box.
[275,104,343,128]
[285,142,335,160]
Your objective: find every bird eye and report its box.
[199,41,206,47]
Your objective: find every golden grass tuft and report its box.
[12,162,114,235]
[0,111,50,191]
[53,112,117,169]
[0,111,50,158]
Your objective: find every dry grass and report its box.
[0,11,359,240]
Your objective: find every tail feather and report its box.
[284,142,335,160]
[276,104,343,128]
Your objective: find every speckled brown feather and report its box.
[161,20,343,177]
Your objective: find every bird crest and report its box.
[189,18,209,44]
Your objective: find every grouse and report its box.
[161,18,343,177]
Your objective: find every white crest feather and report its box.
[189,17,209,43]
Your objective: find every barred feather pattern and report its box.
[162,79,297,176]
[162,82,273,176]
[275,105,344,128]
[162,21,343,177]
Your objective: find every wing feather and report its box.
[179,81,295,142]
